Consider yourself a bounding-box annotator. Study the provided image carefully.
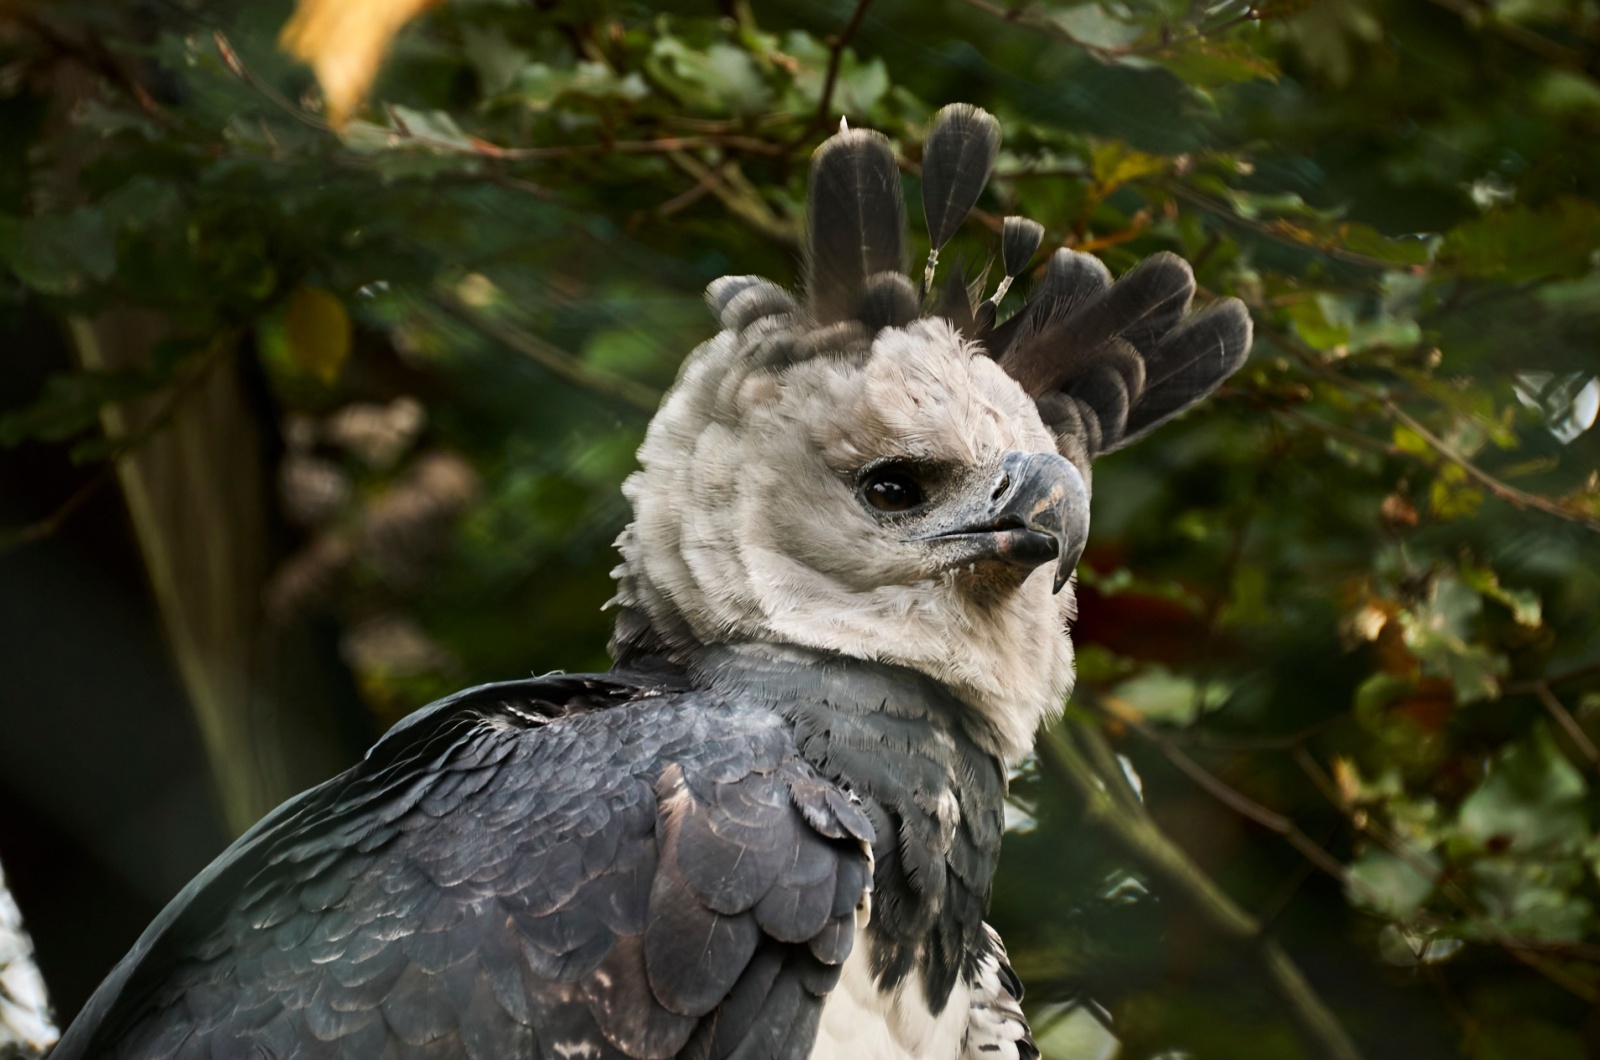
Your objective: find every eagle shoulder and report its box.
[52,671,876,1060]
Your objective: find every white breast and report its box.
[809,923,1034,1060]
[808,927,971,1060]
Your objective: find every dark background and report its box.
[3,1,1600,1055]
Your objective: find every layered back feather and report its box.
[766,104,1252,472]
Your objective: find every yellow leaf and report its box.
[1088,142,1168,199]
[280,0,442,126]
[285,286,352,384]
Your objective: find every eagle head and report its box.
[610,106,1252,760]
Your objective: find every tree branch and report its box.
[1533,681,1600,769]
[1262,321,1600,533]
[955,0,1269,61]
[1039,722,1366,1060]
[431,294,662,413]
[1292,746,1600,1004]
[808,0,875,135]
[667,151,801,246]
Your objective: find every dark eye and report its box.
[860,468,926,513]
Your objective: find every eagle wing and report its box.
[53,673,875,1060]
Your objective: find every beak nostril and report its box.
[990,474,1010,502]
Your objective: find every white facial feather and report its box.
[612,316,1076,760]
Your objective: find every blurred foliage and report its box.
[3,0,1600,1056]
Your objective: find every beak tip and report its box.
[1051,545,1084,594]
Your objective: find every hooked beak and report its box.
[922,450,1089,593]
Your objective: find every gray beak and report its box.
[924,450,1090,593]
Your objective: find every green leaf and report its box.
[1459,564,1542,627]
[516,60,649,111]
[1108,667,1230,725]
[0,370,163,448]
[1440,197,1600,282]
[782,32,889,116]
[1428,463,1485,520]
[1459,726,1588,852]
[1154,39,1279,89]
[1400,575,1506,702]
[1048,3,1143,51]
[1286,296,1350,351]
[1347,846,1439,918]
[649,36,771,116]
[0,208,117,295]
[1465,858,1590,943]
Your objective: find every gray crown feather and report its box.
[712,104,1253,466]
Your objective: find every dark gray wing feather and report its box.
[53,675,874,1060]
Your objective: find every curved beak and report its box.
[922,450,1089,593]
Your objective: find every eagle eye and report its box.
[859,466,926,513]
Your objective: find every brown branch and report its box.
[955,0,1270,60]
[1271,327,1600,533]
[1162,182,1411,271]
[431,294,661,413]
[0,465,113,553]
[657,164,725,218]
[1532,681,1600,769]
[811,0,875,132]
[1274,406,1404,458]
[1098,698,1391,902]
[214,31,782,162]
[1420,0,1588,68]
[1292,746,1600,1004]
[214,31,334,133]
[1382,396,1600,531]
[667,151,801,246]
[1040,722,1366,1060]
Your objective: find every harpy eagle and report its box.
[53,105,1251,1060]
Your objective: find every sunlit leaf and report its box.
[284,286,352,385]
[280,0,442,126]
[1090,142,1168,197]
[1459,564,1542,627]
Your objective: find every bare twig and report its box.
[214,31,333,132]
[1293,746,1600,1004]
[657,163,725,217]
[214,31,781,162]
[431,294,661,413]
[668,151,801,246]
[1520,661,1600,691]
[1040,722,1366,1060]
[1271,328,1600,533]
[955,0,1267,60]
[1162,182,1411,271]
[1420,0,1588,67]
[1110,705,1356,886]
[0,466,113,554]
[809,0,875,134]
[1532,681,1600,769]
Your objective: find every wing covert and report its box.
[54,676,874,1060]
